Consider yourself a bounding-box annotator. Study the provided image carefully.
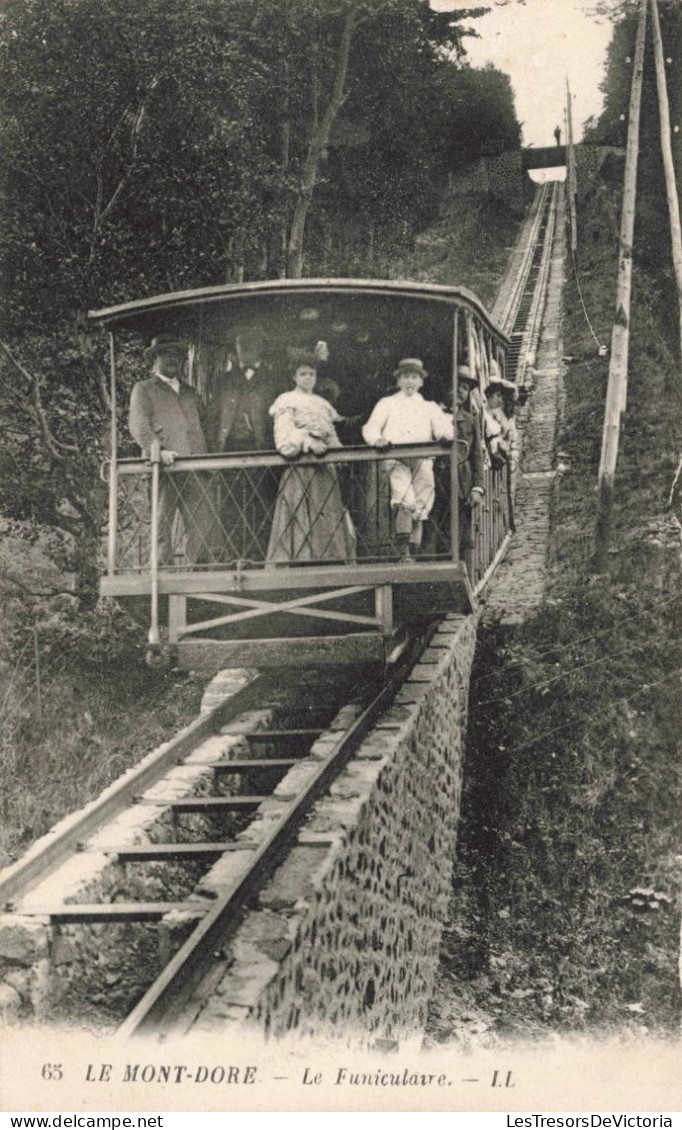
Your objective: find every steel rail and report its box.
[514,182,559,388]
[118,624,434,1038]
[497,184,550,336]
[0,675,265,905]
[472,182,560,594]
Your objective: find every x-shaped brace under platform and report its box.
[171,584,393,640]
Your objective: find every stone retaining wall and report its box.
[447,152,524,214]
[193,613,478,1041]
[447,146,619,219]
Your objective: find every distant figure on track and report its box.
[554,125,562,147]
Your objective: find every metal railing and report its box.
[105,441,513,585]
[470,460,515,593]
[108,445,458,572]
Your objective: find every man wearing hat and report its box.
[362,358,454,561]
[129,335,214,566]
[209,324,281,453]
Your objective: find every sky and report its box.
[429,0,614,147]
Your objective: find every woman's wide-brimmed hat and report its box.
[488,358,517,394]
[393,357,427,379]
[286,345,318,369]
[143,334,188,363]
[486,375,519,398]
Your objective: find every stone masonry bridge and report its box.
[447,143,621,214]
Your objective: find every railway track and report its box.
[0,182,561,1038]
[497,181,559,374]
[470,180,559,600]
[0,630,432,1036]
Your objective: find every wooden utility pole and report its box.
[33,627,42,723]
[651,0,682,369]
[595,0,648,571]
[566,77,578,256]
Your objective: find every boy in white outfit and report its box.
[362,357,454,561]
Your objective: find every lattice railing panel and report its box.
[111,450,456,572]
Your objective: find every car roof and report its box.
[88,277,507,341]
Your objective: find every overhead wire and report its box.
[490,664,682,756]
[473,633,674,709]
[471,588,681,688]
[570,248,606,352]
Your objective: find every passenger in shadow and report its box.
[483,363,519,473]
[483,363,519,535]
[208,324,283,563]
[209,324,281,453]
[454,365,485,561]
[266,359,356,564]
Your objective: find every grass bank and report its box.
[428,159,682,1045]
[392,194,523,311]
[0,598,208,867]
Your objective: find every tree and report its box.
[0,0,289,600]
[286,0,360,277]
[282,0,496,272]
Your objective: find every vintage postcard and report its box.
[1,0,681,1116]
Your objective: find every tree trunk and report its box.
[279,86,291,279]
[287,2,358,278]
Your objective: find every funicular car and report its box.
[89,279,512,670]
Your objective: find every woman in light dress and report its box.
[483,365,519,471]
[266,361,356,563]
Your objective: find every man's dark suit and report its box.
[456,407,485,559]
[208,362,284,562]
[208,361,282,453]
[456,408,484,501]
